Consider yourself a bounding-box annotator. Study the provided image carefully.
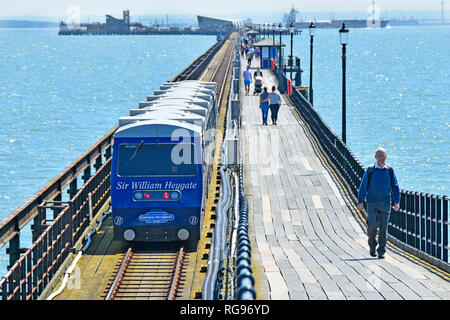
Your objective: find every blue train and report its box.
[110,80,218,242]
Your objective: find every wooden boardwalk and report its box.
[241,58,450,300]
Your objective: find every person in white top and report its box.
[268,86,281,125]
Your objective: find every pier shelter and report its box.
[253,38,285,69]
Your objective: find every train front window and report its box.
[117,143,198,177]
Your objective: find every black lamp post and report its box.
[272,23,275,46]
[278,23,282,66]
[339,23,349,144]
[309,21,315,106]
[289,22,294,81]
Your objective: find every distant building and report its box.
[284,6,301,27]
[197,15,234,32]
[105,10,130,33]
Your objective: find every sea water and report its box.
[0,28,216,270]
[283,26,449,195]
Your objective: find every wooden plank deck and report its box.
[241,58,450,300]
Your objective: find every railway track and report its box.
[104,246,186,300]
[103,33,237,301]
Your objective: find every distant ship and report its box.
[387,18,420,26]
[284,5,389,29]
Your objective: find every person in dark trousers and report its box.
[247,47,254,67]
[268,86,281,125]
[253,66,263,80]
[259,87,270,125]
[357,147,400,259]
[243,65,252,95]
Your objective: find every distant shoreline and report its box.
[0,20,59,28]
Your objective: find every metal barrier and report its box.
[0,125,115,270]
[273,66,449,267]
[0,157,111,300]
[233,45,255,299]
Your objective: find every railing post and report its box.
[32,205,46,243]
[431,195,437,257]
[436,196,442,260]
[7,218,20,270]
[419,192,427,252]
[94,154,103,171]
[82,166,91,185]
[52,192,62,219]
[68,178,78,200]
[105,146,112,160]
[425,194,431,254]
[443,196,448,263]
[414,192,421,250]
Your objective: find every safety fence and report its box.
[273,66,449,268]
[0,157,111,300]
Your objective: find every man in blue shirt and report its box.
[243,65,252,95]
[357,148,400,259]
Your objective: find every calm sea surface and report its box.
[0,27,448,271]
[284,26,449,195]
[0,29,215,270]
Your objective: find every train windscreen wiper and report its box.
[122,140,145,170]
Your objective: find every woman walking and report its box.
[259,87,270,125]
[269,86,281,125]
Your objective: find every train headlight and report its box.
[170,191,180,200]
[177,229,189,241]
[124,229,136,241]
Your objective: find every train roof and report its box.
[147,92,212,103]
[139,98,210,109]
[160,80,216,91]
[114,81,216,139]
[119,110,205,127]
[130,105,208,117]
[154,88,213,96]
[114,120,202,139]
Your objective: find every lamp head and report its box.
[339,23,349,45]
[309,21,315,37]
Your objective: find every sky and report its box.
[0,0,446,19]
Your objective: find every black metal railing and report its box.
[0,157,111,300]
[273,66,449,266]
[0,125,116,270]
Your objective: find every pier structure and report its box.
[239,55,450,299]
[0,28,449,301]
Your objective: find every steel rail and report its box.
[168,246,185,300]
[105,247,133,300]
[104,246,186,300]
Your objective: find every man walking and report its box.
[357,148,400,259]
[243,65,252,95]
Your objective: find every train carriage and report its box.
[110,81,217,242]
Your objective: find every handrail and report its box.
[0,125,116,252]
[273,65,449,267]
